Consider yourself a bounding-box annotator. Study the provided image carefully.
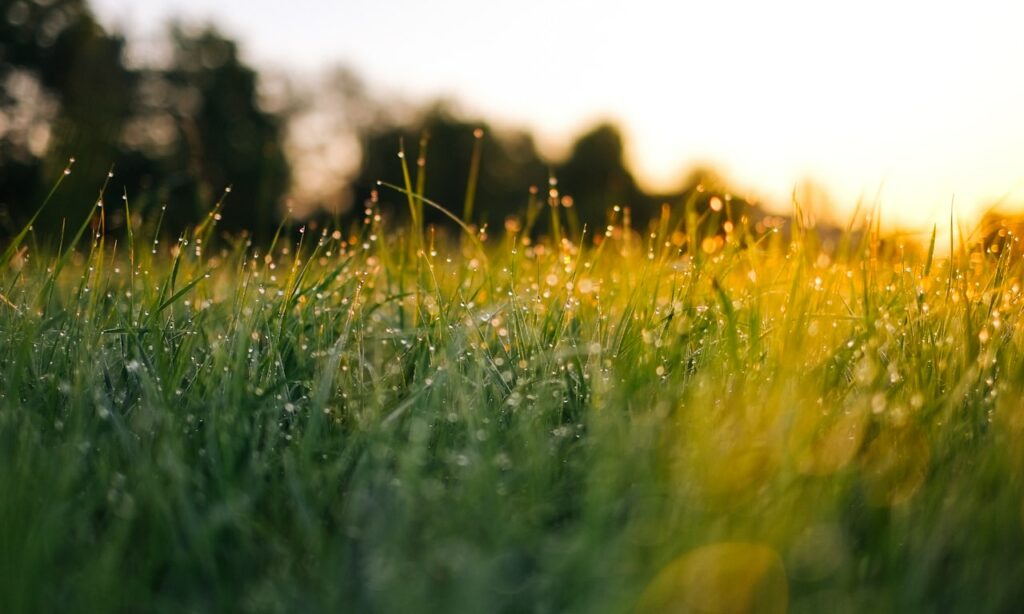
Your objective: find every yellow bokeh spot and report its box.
[701,235,724,255]
[637,542,788,614]
[788,398,870,476]
[672,398,785,509]
[860,426,930,506]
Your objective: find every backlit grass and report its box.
[2,167,1024,612]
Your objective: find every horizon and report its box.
[90,0,1024,231]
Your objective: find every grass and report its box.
[2,165,1024,613]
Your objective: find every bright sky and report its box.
[92,0,1024,230]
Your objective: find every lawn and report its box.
[2,171,1023,612]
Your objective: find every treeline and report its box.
[354,107,765,240]
[1,0,286,237]
[0,0,767,242]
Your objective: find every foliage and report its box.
[552,122,646,232]
[352,103,548,230]
[0,4,288,237]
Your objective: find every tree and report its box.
[352,103,547,232]
[0,0,134,232]
[554,123,652,234]
[0,5,290,239]
[133,24,290,237]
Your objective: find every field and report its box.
[2,172,1024,613]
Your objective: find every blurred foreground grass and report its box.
[2,172,1024,613]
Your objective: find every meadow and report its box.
[2,162,1024,613]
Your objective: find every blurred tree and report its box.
[977,210,1024,256]
[352,103,547,232]
[130,24,290,236]
[0,4,289,238]
[554,123,652,235]
[281,66,391,218]
[0,0,134,232]
[661,166,764,241]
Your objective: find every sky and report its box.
[91,0,1024,230]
